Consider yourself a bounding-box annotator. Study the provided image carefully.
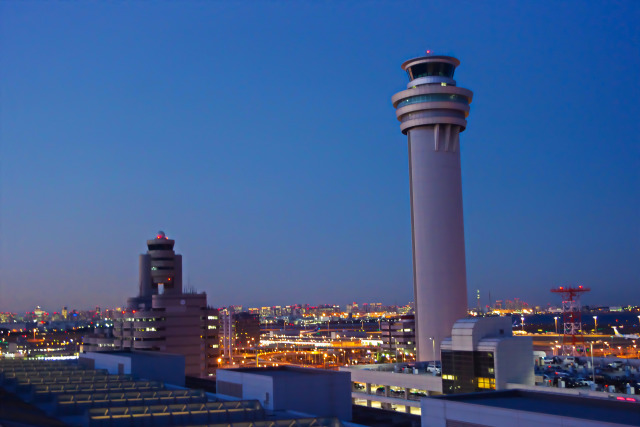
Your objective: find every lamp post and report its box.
[428,336,436,364]
[593,316,598,334]
[554,317,558,335]
[590,342,595,384]
[427,337,437,376]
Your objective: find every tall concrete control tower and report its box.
[391,53,473,360]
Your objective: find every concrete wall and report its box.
[150,293,208,377]
[421,398,632,427]
[217,368,351,421]
[495,337,534,389]
[451,317,512,351]
[138,254,151,298]
[272,370,351,420]
[406,125,468,360]
[217,369,274,408]
[80,351,185,386]
[130,352,185,386]
[80,352,132,375]
[343,366,443,393]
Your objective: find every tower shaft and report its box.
[408,126,468,360]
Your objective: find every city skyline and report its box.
[1,2,638,313]
[1,294,635,318]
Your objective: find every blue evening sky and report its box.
[1,1,638,313]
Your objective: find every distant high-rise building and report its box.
[380,315,416,360]
[233,312,260,349]
[392,53,473,359]
[260,307,271,318]
[34,306,44,321]
[113,232,220,378]
[61,307,68,320]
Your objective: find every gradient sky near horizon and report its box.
[1,1,638,314]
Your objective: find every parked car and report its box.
[426,364,441,375]
[575,378,594,387]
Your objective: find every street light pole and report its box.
[429,337,436,364]
[593,316,598,334]
[554,317,558,335]
[590,342,596,388]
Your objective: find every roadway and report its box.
[530,333,639,357]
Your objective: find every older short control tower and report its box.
[391,53,473,360]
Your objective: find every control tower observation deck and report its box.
[391,54,473,361]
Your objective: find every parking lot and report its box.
[536,355,640,394]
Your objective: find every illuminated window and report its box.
[407,62,455,80]
[477,377,495,389]
[208,325,217,329]
[442,374,456,380]
[397,93,468,108]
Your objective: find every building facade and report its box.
[233,312,260,349]
[380,315,416,361]
[112,232,220,378]
[220,311,260,363]
[421,389,640,427]
[440,317,534,394]
[343,317,534,414]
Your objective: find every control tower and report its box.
[127,231,183,309]
[391,53,473,360]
